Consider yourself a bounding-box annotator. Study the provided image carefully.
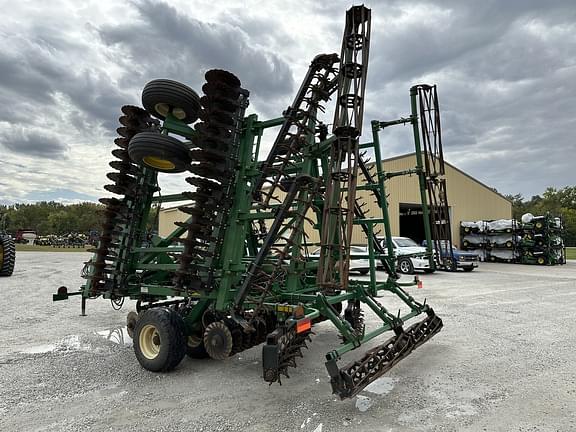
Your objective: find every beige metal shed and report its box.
[158,153,511,247]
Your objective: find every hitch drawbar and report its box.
[326,311,443,399]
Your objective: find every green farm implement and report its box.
[54,6,442,399]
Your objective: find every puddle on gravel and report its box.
[21,344,57,354]
[354,377,396,412]
[363,377,396,395]
[19,328,131,356]
[356,395,374,412]
[95,326,132,346]
[20,335,92,354]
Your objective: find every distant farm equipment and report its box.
[461,213,566,265]
[34,233,88,248]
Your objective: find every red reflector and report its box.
[417,280,423,289]
[296,318,311,334]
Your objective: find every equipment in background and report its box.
[460,214,566,265]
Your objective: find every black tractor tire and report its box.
[397,258,414,274]
[0,236,15,276]
[142,79,201,124]
[129,132,191,173]
[133,307,186,372]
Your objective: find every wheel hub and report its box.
[139,324,161,360]
[154,103,186,120]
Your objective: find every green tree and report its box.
[0,201,105,236]
[508,186,576,246]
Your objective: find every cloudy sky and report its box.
[0,0,574,205]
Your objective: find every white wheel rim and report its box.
[154,103,186,120]
[139,324,161,360]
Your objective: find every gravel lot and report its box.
[1,252,575,431]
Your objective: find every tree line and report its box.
[0,201,161,236]
[0,202,104,235]
[1,186,574,246]
[505,186,576,246]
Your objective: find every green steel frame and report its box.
[54,105,435,362]
[54,6,442,399]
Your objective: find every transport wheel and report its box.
[203,321,233,360]
[142,79,201,124]
[186,334,209,359]
[537,257,546,265]
[126,311,139,339]
[397,258,414,274]
[0,236,15,276]
[133,307,186,372]
[129,132,191,173]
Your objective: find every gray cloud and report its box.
[97,0,295,117]
[0,0,574,203]
[0,129,68,158]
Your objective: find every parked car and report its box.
[310,245,370,275]
[422,240,479,272]
[379,236,434,274]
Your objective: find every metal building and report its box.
[158,152,511,247]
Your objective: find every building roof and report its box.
[379,152,512,203]
[160,152,511,213]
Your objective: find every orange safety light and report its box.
[296,317,312,334]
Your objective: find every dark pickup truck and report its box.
[422,241,479,272]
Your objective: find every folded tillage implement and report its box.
[461,215,566,265]
[54,6,442,399]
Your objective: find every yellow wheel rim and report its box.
[538,258,545,264]
[143,156,176,171]
[139,324,161,360]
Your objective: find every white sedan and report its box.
[309,245,370,275]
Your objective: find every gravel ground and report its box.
[1,252,576,431]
